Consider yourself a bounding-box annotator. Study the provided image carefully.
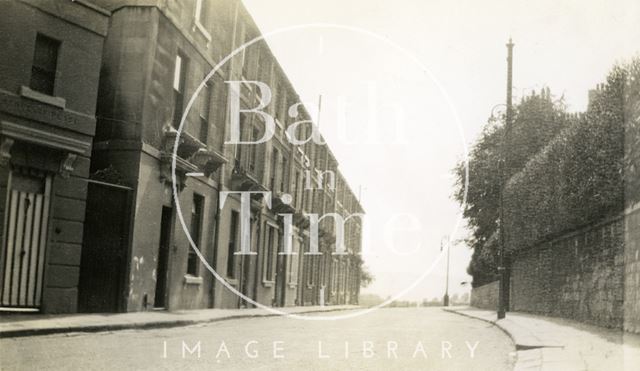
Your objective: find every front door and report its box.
[78,181,131,313]
[275,254,287,307]
[0,170,52,310]
[154,206,173,309]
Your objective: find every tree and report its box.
[623,58,640,206]
[503,57,639,250]
[450,293,460,304]
[460,292,470,304]
[350,254,374,288]
[454,90,569,287]
[359,264,374,288]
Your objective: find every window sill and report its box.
[20,86,66,109]
[262,280,274,287]
[184,275,203,285]
[275,117,285,130]
[288,283,297,289]
[225,278,238,286]
[193,21,212,43]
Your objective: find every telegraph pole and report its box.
[442,236,450,307]
[498,38,514,320]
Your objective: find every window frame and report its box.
[280,157,287,193]
[186,193,205,276]
[30,33,60,96]
[287,240,299,286]
[194,0,212,41]
[293,169,301,209]
[262,223,277,283]
[227,210,239,279]
[199,80,212,143]
[248,126,259,172]
[239,23,250,78]
[331,259,338,294]
[172,52,188,129]
[270,148,278,190]
[305,254,314,287]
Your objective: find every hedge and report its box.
[503,60,638,252]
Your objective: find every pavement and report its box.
[444,306,640,371]
[0,305,358,338]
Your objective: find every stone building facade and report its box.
[0,0,109,313]
[78,0,364,313]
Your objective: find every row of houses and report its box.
[0,0,365,314]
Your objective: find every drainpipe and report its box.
[230,0,241,162]
[210,0,240,310]
[209,193,221,308]
[252,212,262,307]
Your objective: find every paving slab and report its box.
[513,349,543,371]
[444,307,640,371]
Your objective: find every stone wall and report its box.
[624,203,640,333]
[510,216,626,329]
[470,281,499,310]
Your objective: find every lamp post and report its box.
[441,235,450,307]
[489,104,507,123]
[497,38,514,320]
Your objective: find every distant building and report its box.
[0,0,109,313]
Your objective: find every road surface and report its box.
[0,307,515,370]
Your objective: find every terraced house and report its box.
[73,0,365,313]
[0,0,109,314]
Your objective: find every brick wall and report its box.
[470,281,499,310]
[624,203,640,333]
[510,216,627,329]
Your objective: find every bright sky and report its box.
[242,0,640,301]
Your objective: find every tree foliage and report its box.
[359,264,374,288]
[454,90,570,287]
[351,254,374,288]
[504,58,639,251]
[455,57,640,287]
[623,58,640,205]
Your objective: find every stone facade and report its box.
[0,0,108,313]
[85,0,234,313]
[0,0,365,315]
[82,0,364,313]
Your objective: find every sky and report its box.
[241,0,640,301]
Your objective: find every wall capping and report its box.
[514,212,626,256]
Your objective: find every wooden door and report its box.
[0,170,51,310]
